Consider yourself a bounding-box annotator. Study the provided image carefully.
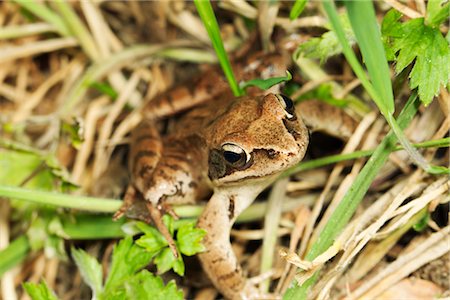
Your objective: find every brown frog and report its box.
[115,53,356,299]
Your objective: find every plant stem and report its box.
[0,186,122,212]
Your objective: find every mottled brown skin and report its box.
[117,53,357,299]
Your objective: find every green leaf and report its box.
[162,214,175,236]
[154,247,184,276]
[383,16,450,105]
[104,236,153,292]
[0,236,30,277]
[135,222,168,257]
[118,270,183,300]
[240,71,292,91]
[290,0,307,20]
[0,150,53,190]
[381,9,403,61]
[27,213,67,260]
[413,212,430,232]
[176,221,206,256]
[71,247,104,298]
[426,0,450,27]
[23,281,59,300]
[61,119,84,149]
[89,81,118,99]
[295,13,354,63]
[296,84,351,107]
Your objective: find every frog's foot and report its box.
[145,202,179,259]
[113,185,137,221]
[160,202,179,220]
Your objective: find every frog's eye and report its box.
[275,94,296,120]
[221,143,250,167]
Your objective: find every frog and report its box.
[114,52,357,299]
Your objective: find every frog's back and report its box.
[168,91,236,139]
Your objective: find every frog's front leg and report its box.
[197,185,268,300]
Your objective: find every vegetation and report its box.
[0,1,448,299]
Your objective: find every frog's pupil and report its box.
[223,151,242,163]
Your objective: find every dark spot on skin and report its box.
[188,181,197,188]
[267,149,278,159]
[282,119,301,139]
[134,134,158,144]
[133,150,158,170]
[165,93,176,109]
[218,271,238,281]
[212,257,225,264]
[228,195,235,220]
[206,81,215,94]
[138,165,154,179]
[159,162,181,172]
[165,153,190,162]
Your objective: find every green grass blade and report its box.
[52,0,100,60]
[12,0,70,36]
[284,92,420,299]
[322,0,390,117]
[290,0,308,20]
[324,0,448,174]
[0,235,30,277]
[194,0,243,96]
[345,0,394,114]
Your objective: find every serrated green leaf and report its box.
[426,0,450,27]
[104,236,153,292]
[409,26,450,105]
[296,84,350,107]
[381,9,403,61]
[383,16,450,105]
[154,247,184,275]
[176,222,206,256]
[71,247,103,299]
[121,270,183,300]
[295,13,354,63]
[162,214,175,236]
[172,256,185,276]
[23,281,59,300]
[135,222,168,257]
[240,71,292,91]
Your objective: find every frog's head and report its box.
[206,93,309,187]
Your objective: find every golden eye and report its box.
[275,94,296,120]
[221,143,250,167]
